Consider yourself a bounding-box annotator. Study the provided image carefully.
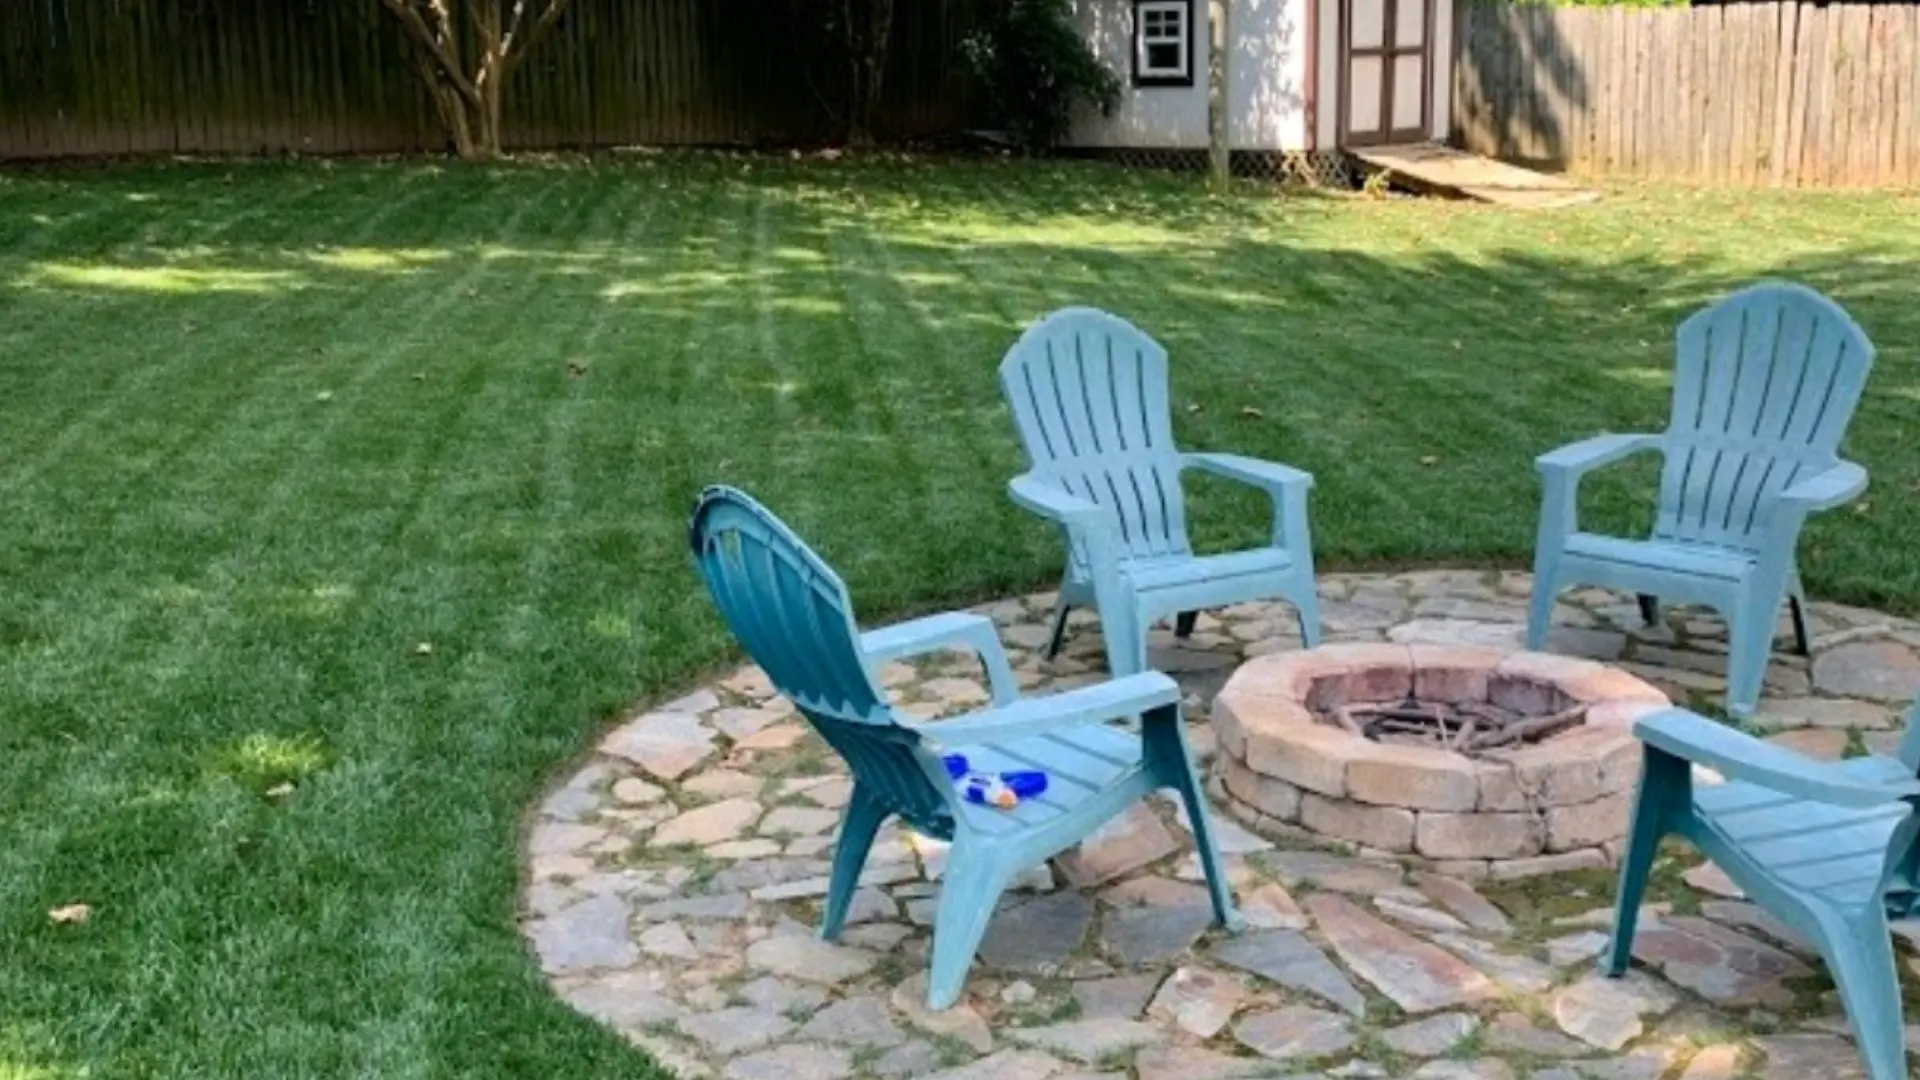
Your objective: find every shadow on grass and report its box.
[5,156,1917,610]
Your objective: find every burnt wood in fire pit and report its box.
[1331,697,1588,757]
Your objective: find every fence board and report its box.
[1768,3,1795,184]
[1751,7,1774,182]
[1454,0,1916,188]
[1898,8,1918,181]
[0,0,989,159]
[1602,5,1623,172]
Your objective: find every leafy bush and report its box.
[962,0,1122,155]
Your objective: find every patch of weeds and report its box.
[1350,1032,1407,1075]
[869,951,914,986]
[1364,999,1408,1028]
[1674,1020,1757,1050]
[1001,988,1078,1028]
[1683,688,1731,718]
[1777,971,1840,1024]
[927,1034,978,1068]
[209,731,334,793]
[1093,1047,1139,1073]
[1740,1007,1785,1036]
[1844,728,1871,758]
[1516,996,1556,1028]
[1445,1025,1488,1060]
[632,846,724,892]
[754,744,834,783]
[1479,853,1698,935]
[849,1044,889,1072]
[639,1019,682,1041]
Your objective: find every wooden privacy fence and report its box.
[0,0,987,159]
[1452,1,1920,188]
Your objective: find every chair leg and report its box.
[819,786,887,942]
[1143,703,1243,931]
[1294,582,1324,648]
[1174,611,1198,639]
[1787,580,1812,657]
[925,848,1007,1011]
[1725,599,1772,719]
[1525,554,1560,651]
[1636,593,1661,628]
[1044,602,1073,660]
[1818,910,1907,1080]
[1604,748,1687,976]
[1104,605,1148,678]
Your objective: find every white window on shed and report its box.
[1133,0,1193,86]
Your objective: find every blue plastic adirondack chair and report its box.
[1526,282,1874,717]
[1607,700,1920,1080]
[998,307,1322,677]
[688,486,1240,1009]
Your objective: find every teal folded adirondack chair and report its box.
[1607,700,1920,1080]
[999,307,1322,677]
[688,486,1240,1009]
[1526,282,1874,717]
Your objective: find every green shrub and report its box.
[961,0,1122,155]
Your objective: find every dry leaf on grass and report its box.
[48,903,91,925]
[265,783,295,798]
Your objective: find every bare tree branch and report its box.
[375,0,482,105]
[502,0,576,77]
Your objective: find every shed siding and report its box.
[1067,0,1311,151]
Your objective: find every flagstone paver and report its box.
[521,574,1917,1080]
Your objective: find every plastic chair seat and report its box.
[1562,533,1754,583]
[944,722,1142,837]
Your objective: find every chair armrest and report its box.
[1637,707,1920,808]
[1535,434,1664,544]
[1776,460,1867,513]
[1009,473,1103,528]
[861,612,1018,706]
[1184,452,1313,493]
[920,672,1180,746]
[1184,453,1314,551]
[1535,433,1664,477]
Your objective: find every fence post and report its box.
[1209,0,1230,191]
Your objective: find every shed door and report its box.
[1341,0,1431,146]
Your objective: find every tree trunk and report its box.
[1209,0,1230,191]
[378,0,573,160]
[842,0,893,145]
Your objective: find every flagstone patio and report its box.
[522,570,1920,1080]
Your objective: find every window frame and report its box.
[1131,0,1196,88]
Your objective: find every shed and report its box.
[1067,0,1453,156]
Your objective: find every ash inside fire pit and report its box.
[1329,697,1589,757]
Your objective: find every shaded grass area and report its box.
[1,154,1918,1077]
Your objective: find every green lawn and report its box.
[1,154,1917,1078]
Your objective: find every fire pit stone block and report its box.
[1344,743,1480,812]
[1300,793,1417,852]
[1415,810,1545,860]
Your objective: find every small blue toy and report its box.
[941,754,1048,809]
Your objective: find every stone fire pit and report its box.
[1212,643,1671,878]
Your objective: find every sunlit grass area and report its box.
[1,154,1918,1078]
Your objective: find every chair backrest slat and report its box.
[999,308,1191,563]
[1653,283,1873,552]
[689,487,955,837]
